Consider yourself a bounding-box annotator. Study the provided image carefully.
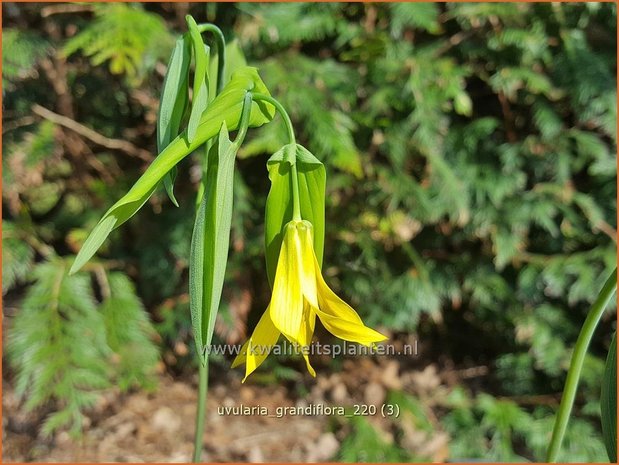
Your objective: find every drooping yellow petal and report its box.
[298,221,319,309]
[270,221,305,342]
[312,252,387,346]
[297,303,316,377]
[231,339,249,368]
[231,306,281,382]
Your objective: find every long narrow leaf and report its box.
[157,35,191,152]
[157,35,191,206]
[186,16,210,143]
[189,123,238,363]
[70,67,275,274]
[264,143,326,287]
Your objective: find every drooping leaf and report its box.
[189,123,239,363]
[70,67,275,274]
[264,143,326,287]
[157,34,191,206]
[70,216,117,274]
[601,332,617,462]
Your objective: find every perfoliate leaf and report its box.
[189,123,238,364]
[70,67,275,274]
[264,143,326,287]
[601,332,616,462]
[157,35,191,206]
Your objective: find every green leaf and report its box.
[189,123,238,363]
[186,16,210,143]
[209,38,247,94]
[601,332,616,462]
[70,215,117,274]
[70,66,275,274]
[264,143,326,287]
[157,36,191,152]
[163,167,179,207]
[157,35,191,206]
[188,71,209,143]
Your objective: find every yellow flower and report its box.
[232,219,387,381]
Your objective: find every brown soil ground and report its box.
[3,353,457,462]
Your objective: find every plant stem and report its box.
[192,361,208,462]
[192,22,227,462]
[197,24,226,93]
[233,92,253,149]
[546,267,617,462]
[251,93,301,220]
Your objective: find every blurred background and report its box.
[2,2,617,462]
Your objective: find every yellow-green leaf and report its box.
[70,67,275,274]
[264,143,325,287]
[189,123,238,363]
[157,34,191,206]
[186,16,210,143]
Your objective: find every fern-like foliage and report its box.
[236,3,344,46]
[7,257,160,436]
[2,221,35,294]
[443,388,608,461]
[2,28,49,89]
[100,272,159,391]
[389,3,442,37]
[339,416,411,462]
[8,258,111,437]
[64,3,172,80]
[3,121,65,216]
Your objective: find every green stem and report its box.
[192,361,208,462]
[251,93,301,220]
[546,267,617,462]
[289,160,302,221]
[197,23,226,94]
[192,22,227,462]
[233,92,253,149]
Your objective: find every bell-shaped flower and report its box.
[233,220,386,381]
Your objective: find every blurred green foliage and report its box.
[2,2,616,460]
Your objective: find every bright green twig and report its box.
[233,92,253,149]
[251,94,295,146]
[192,361,208,462]
[546,267,617,462]
[197,23,226,94]
[251,93,301,220]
